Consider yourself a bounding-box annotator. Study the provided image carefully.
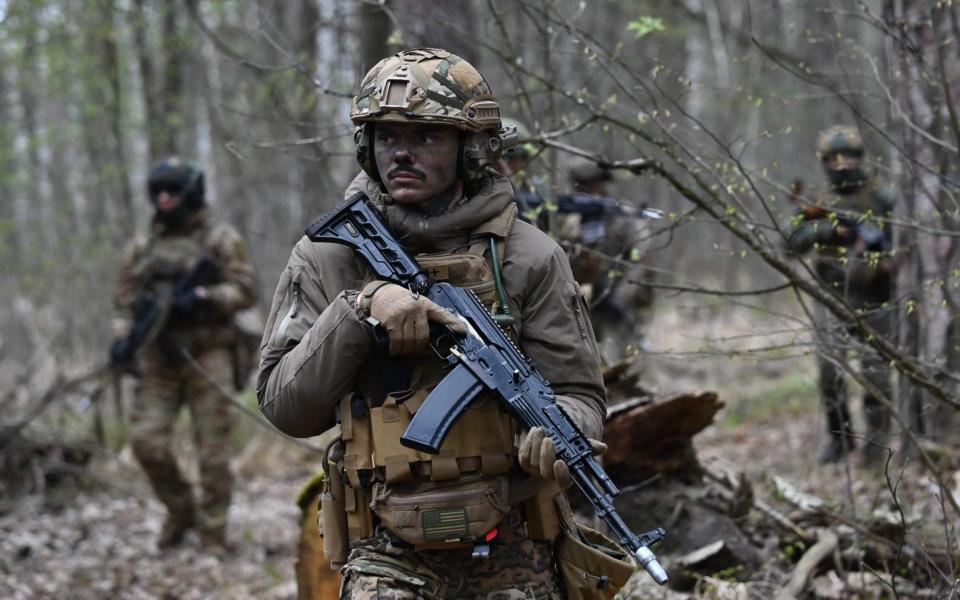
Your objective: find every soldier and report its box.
[558,158,655,362]
[112,158,258,551]
[258,48,608,598]
[495,117,545,220]
[786,126,895,464]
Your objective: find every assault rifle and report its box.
[789,179,890,253]
[80,256,221,415]
[109,256,221,369]
[524,191,664,221]
[306,193,669,585]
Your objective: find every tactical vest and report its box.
[813,180,894,304]
[129,217,234,356]
[328,222,563,556]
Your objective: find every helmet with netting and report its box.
[351,48,507,184]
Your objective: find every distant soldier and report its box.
[786,126,895,464]
[112,158,258,550]
[557,158,656,362]
[495,118,546,220]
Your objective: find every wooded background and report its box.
[4,0,957,438]
[3,0,960,596]
[0,2,956,432]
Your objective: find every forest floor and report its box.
[1,296,954,599]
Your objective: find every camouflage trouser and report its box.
[339,520,562,599]
[814,302,894,449]
[130,346,237,534]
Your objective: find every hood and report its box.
[347,170,517,253]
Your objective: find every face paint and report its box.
[373,123,461,206]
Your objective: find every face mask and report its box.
[826,166,866,192]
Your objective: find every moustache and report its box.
[388,166,425,180]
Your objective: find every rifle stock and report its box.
[306,192,669,585]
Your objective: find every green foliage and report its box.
[627,16,665,39]
[723,372,817,427]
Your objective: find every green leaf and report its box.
[627,16,665,39]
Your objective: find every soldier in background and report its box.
[786,126,895,464]
[496,118,546,220]
[112,158,258,551]
[557,159,656,363]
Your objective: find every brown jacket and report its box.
[257,172,606,440]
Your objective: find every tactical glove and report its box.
[518,426,607,489]
[359,281,466,356]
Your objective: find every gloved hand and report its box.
[172,286,210,318]
[359,281,466,356]
[518,426,607,489]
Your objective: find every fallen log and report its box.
[603,391,723,484]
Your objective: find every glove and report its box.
[518,426,608,489]
[172,286,210,318]
[359,281,466,356]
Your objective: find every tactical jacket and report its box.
[257,172,606,441]
[786,177,894,306]
[113,210,258,353]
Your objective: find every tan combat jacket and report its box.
[257,172,606,440]
[113,210,258,350]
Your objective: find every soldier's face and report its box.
[824,151,862,171]
[374,123,461,205]
[156,191,183,212]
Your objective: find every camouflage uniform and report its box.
[786,126,895,463]
[340,516,560,600]
[115,202,257,545]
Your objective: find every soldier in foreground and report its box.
[258,48,629,598]
[786,126,895,464]
[112,158,257,551]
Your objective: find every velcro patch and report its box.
[422,508,468,541]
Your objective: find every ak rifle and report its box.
[306,192,668,585]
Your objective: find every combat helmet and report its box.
[500,117,532,159]
[816,125,864,160]
[147,157,205,210]
[817,126,868,191]
[568,157,613,186]
[351,48,507,185]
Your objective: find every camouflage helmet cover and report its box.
[816,125,865,160]
[352,48,507,184]
[351,48,501,132]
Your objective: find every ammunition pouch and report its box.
[371,475,510,549]
[320,472,349,568]
[555,495,636,600]
[332,221,564,550]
